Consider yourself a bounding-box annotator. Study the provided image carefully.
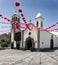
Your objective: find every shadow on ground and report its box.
[39,48,58,52]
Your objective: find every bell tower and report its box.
[11,13,21,49]
[35,13,43,28]
[35,13,43,50]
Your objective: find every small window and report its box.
[18,18,20,22]
[41,22,43,28]
[16,17,17,21]
[14,17,16,21]
[29,32,31,35]
[36,21,38,27]
[12,17,15,21]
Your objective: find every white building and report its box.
[11,13,58,51]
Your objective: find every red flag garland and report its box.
[7,19,10,21]
[22,17,25,20]
[0,13,58,32]
[18,9,22,13]
[23,19,27,23]
[4,17,7,20]
[0,14,2,17]
[56,22,58,24]
[15,2,20,6]
[21,14,24,17]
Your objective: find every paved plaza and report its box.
[0,49,58,65]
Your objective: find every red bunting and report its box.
[51,24,56,27]
[54,29,58,30]
[0,14,2,17]
[21,14,24,17]
[0,13,58,32]
[23,19,27,23]
[7,19,10,21]
[4,17,7,20]
[18,9,22,13]
[15,2,20,6]
[22,17,25,20]
[56,22,58,24]
[10,21,14,24]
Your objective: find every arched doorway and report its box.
[25,37,34,50]
[50,39,54,49]
[50,35,54,49]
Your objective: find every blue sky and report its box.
[0,0,58,34]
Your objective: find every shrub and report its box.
[1,42,8,47]
[1,39,5,42]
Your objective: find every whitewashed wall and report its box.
[40,31,51,48]
[23,28,38,48]
[54,36,58,47]
[40,31,58,49]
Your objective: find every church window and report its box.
[14,17,16,21]
[41,22,43,28]
[16,17,18,21]
[18,18,19,22]
[12,17,15,21]
[29,32,31,35]
[36,21,38,27]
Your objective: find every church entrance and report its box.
[25,37,34,50]
[27,39,32,50]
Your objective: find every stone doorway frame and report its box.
[25,37,35,50]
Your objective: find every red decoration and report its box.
[54,29,58,30]
[1,13,58,32]
[21,14,24,17]
[18,9,22,13]
[23,20,27,23]
[22,17,25,20]
[56,22,58,24]
[0,14,2,17]
[12,21,15,24]
[15,2,20,6]
[4,17,7,20]
[52,24,56,27]
[7,19,10,21]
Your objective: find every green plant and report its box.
[1,42,8,47]
[1,39,5,42]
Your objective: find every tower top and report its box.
[12,13,20,18]
[35,13,43,19]
[12,13,20,22]
[35,13,43,28]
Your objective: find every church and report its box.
[11,13,58,51]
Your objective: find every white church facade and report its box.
[11,13,58,51]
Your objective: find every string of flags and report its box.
[0,1,58,32]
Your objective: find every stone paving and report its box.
[0,49,58,65]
